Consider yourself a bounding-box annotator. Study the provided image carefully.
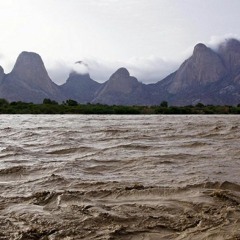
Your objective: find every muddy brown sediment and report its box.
[1,182,240,239]
[0,115,240,239]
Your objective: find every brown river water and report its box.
[0,115,240,239]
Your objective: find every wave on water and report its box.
[0,115,239,239]
[1,180,240,239]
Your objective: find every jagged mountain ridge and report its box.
[1,38,240,105]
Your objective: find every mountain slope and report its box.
[0,66,4,85]
[1,39,240,105]
[218,38,240,76]
[149,39,240,105]
[167,43,227,94]
[60,72,101,103]
[92,68,151,105]
[0,52,64,103]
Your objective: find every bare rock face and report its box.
[168,43,227,94]
[0,52,64,103]
[92,67,148,105]
[99,68,139,94]
[218,38,240,75]
[11,52,60,94]
[1,39,240,106]
[0,66,4,83]
[151,39,240,105]
[168,44,227,93]
[60,71,101,103]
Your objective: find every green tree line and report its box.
[0,98,240,114]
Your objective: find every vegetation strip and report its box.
[0,98,240,114]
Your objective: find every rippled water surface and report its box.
[0,115,240,239]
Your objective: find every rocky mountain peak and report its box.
[13,51,45,74]
[106,68,138,92]
[110,67,130,82]
[193,43,208,54]
[113,67,129,77]
[219,38,240,51]
[0,65,4,75]
[192,43,217,62]
[68,71,90,79]
[0,51,63,103]
[65,71,95,87]
[0,65,4,74]
[60,70,100,104]
[92,67,144,105]
[167,42,227,94]
[0,65,4,83]
[95,67,140,95]
[11,51,53,89]
[218,38,240,74]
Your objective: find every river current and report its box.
[0,115,239,239]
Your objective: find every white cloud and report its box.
[72,61,89,75]
[0,53,4,60]
[47,55,181,85]
[47,61,72,85]
[48,34,240,86]
[7,33,240,86]
[125,56,179,83]
[207,33,240,50]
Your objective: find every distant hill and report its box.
[1,39,240,105]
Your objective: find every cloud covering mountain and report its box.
[1,38,240,106]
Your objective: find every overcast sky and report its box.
[0,0,240,84]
